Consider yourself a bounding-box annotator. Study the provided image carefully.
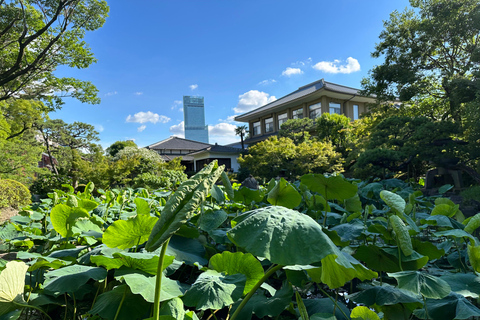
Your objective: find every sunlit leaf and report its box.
[380,190,405,215]
[0,261,28,316]
[228,206,338,265]
[350,306,380,320]
[388,271,451,299]
[301,174,357,201]
[209,251,264,295]
[103,214,158,250]
[267,178,302,209]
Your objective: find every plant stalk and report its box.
[13,302,52,320]
[230,264,284,320]
[114,286,127,320]
[153,238,171,320]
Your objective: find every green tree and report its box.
[106,140,138,157]
[0,0,109,108]
[278,118,314,144]
[354,115,459,179]
[362,0,480,123]
[315,113,352,157]
[0,100,47,184]
[238,136,343,181]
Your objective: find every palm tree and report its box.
[235,125,247,150]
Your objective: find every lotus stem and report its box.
[317,286,349,320]
[230,264,284,320]
[153,238,171,320]
[14,302,53,320]
[114,286,127,320]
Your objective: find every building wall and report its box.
[247,96,367,140]
[183,96,209,143]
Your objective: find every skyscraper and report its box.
[183,96,209,143]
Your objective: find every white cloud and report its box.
[312,57,361,74]
[134,92,143,95]
[234,90,276,113]
[258,79,277,85]
[189,84,198,90]
[95,124,104,132]
[105,91,117,97]
[137,125,147,132]
[209,123,239,145]
[126,111,171,124]
[169,121,185,138]
[171,100,182,110]
[218,115,237,123]
[282,67,303,76]
[292,57,312,67]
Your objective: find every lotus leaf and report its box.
[209,251,264,294]
[103,214,158,250]
[350,306,380,320]
[50,204,90,238]
[0,261,28,316]
[267,178,302,209]
[388,271,451,299]
[301,174,357,201]
[146,162,224,252]
[414,292,480,320]
[380,190,405,215]
[228,206,338,266]
[43,265,107,296]
[183,270,246,310]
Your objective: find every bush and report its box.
[30,173,72,197]
[132,170,188,190]
[0,179,31,209]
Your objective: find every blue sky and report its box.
[51,0,410,149]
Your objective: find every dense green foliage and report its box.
[0,179,31,208]
[133,170,188,190]
[0,0,109,107]
[106,140,138,157]
[238,136,343,181]
[1,169,480,320]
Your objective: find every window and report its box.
[309,103,322,119]
[278,113,288,128]
[253,121,261,136]
[329,102,341,114]
[292,108,304,119]
[353,104,359,120]
[265,117,274,133]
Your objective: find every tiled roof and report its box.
[146,136,211,150]
[160,154,194,161]
[189,144,243,156]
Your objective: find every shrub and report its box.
[30,173,72,197]
[0,179,31,209]
[132,170,188,190]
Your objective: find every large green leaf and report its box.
[134,198,150,215]
[88,285,151,320]
[431,204,459,218]
[43,265,107,296]
[159,297,185,319]
[209,251,264,295]
[301,174,357,201]
[116,271,186,303]
[228,206,338,265]
[165,235,208,266]
[350,306,380,320]
[267,178,302,209]
[0,261,28,316]
[236,283,293,320]
[16,252,71,271]
[463,213,480,234]
[103,214,158,250]
[78,199,98,212]
[354,245,428,273]
[388,271,451,299]
[198,210,227,232]
[414,292,480,320]
[390,215,413,256]
[468,244,480,272]
[183,270,246,310]
[146,162,224,252]
[211,185,226,204]
[309,252,377,289]
[380,190,405,215]
[220,171,234,200]
[233,186,264,204]
[303,298,350,320]
[50,204,89,238]
[348,284,422,308]
[441,273,480,298]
